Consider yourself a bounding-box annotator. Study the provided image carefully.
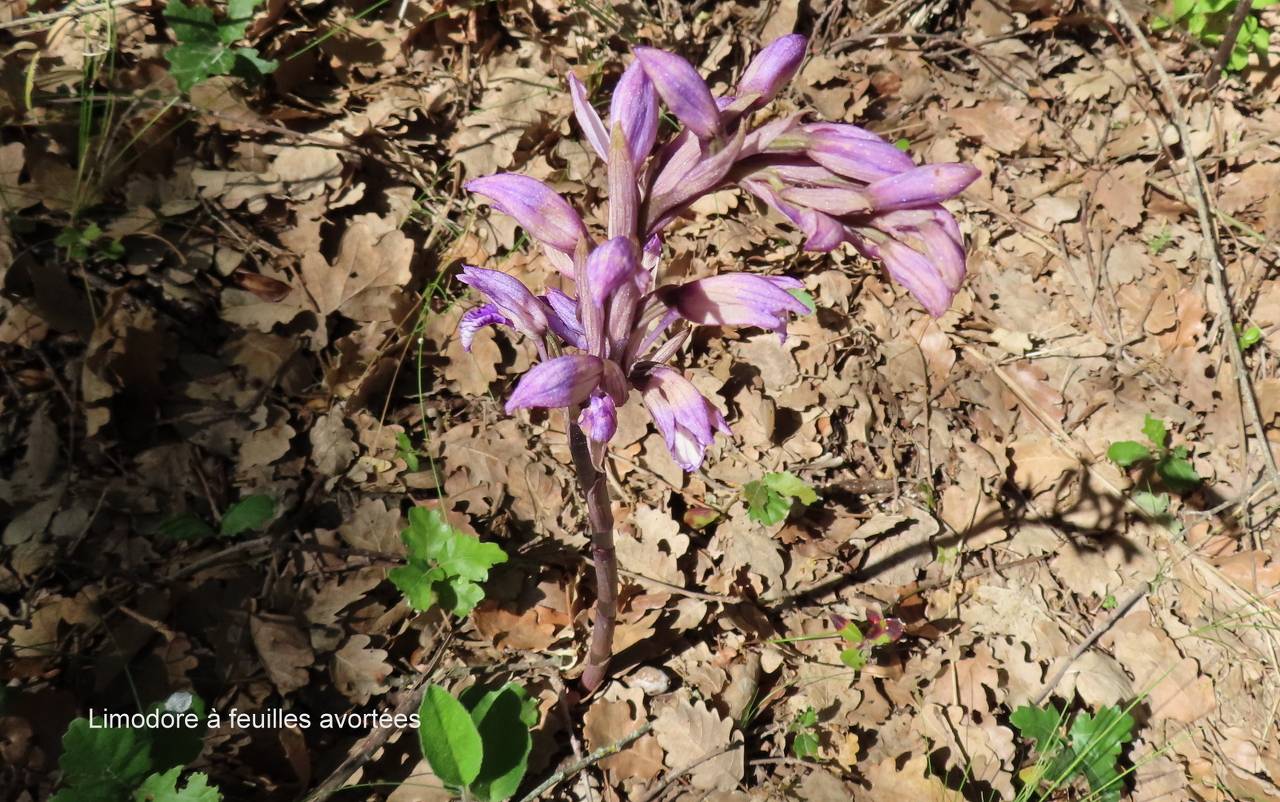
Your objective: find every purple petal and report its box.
[568,73,609,161]
[737,34,807,104]
[634,47,721,140]
[578,392,618,443]
[802,123,916,182]
[639,366,730,471]
[458,304,512,351]
[741,178,847,252]
[465,174,587,256]
[659,273,810,337]
[865,164,980,211]
[876,207,967,291]
[779,185,873,216]
[646,125,746,234]
[458,266,550,342]
[611,61,660,165]
[847,230,955,317]
[542,289,586,349]
[505,354,603,412]
[585,237,639,307]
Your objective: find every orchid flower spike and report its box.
[461,33,978,470]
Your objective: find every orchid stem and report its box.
[569,419,617,692]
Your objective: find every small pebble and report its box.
[628,666,671,696]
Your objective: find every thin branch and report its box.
[0,0,145,30]
[516,721,655,802]
[1204,0,1254,89]
[1033,584,1147,705]
[1104,0,1280,494]
[634,741,742,802]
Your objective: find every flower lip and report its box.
[637,364,730,472]
[458,265,551,343]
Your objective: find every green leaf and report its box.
[132,767,221,802]
[419,685,484,789]
[52,719,153,802]
[437,535,509,583]
[893,137,911,151]
[219,494,274,537]
[389,564,442,612]
[792,730,819,759]
[402,507,453,562]
[836,622,863,645]
[468,685,534,801]
[1140,415,1167,449]
[231,48,277,81]
[1011,704,1065,755]
[441,579,487,617]
[1106,440,1150,468]
[1238,325,1264,350]
[787,288,816,314]
[764,471,819,505]
[1132,490,1170,518]
[164,0,220,46]
[396,431,420,472]
[156,513,216,541]
[793,707,818,729]
[1156,455,1202,491]
[221,0,263,42]
[839,648,867,671]
[1069,706,1134,802]
[167,43,236,92]
[742,479,789,525]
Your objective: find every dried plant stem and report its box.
[1204,0,1254,89]
[569,421,618,692]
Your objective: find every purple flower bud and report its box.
[802,123,915,183]
[865,164,980,211]
[465,174,587,260]
[638,365,730,471]
[586,237,639,308]
[458,266,551,343]
[611,61,660,165]
[634,47,721,140]
[568,72,609,162]
[737,34,807,105]
[578,392,618,442]
[459,304,512,351]
[505,354,603,413]
[658,273,810,338]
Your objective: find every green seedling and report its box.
[789,707,820,760]
[51,692,218,802]
[743,470,819,526]
[1152,0,1277,73]
[157,494,276,540]
[55,222,124,263]
[165,0,277,92]
[390,506,507,617]
[418,682,538,801]
[1106,414,1202,493]
[1236,323,1263,351]
[1011,702,1135,802]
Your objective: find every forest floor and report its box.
[4,0,1280,800]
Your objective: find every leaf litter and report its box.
[4,0,1280,800]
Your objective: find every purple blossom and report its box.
[460,33,977,471]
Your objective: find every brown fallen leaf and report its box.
[331,634,391,705]
[249,616,315,695]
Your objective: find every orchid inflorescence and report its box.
[459,34,977,473]
[456,34,975,689]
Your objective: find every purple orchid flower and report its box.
[457,34,977,691]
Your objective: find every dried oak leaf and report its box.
[310,409,357,477]
[332,634,391,705]
[652,697,743,791]
[582,698,664,783]
[249,616,315,695]
[223,214,413,349]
